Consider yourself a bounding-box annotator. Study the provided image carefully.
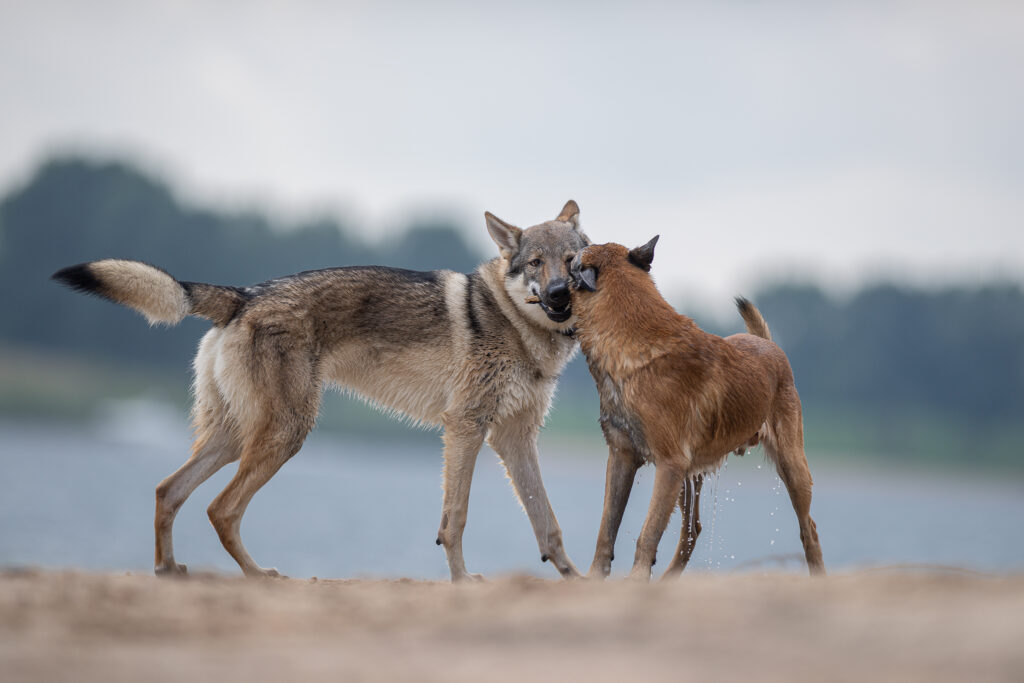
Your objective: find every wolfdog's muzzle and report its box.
[538,278,572,322]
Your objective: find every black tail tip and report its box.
[52,263,102,294]
[734,296,752,312]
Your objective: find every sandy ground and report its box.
[1,568,1022,682]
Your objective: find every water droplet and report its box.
[770,540,775,546]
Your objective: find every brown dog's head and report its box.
[569,235,659,294]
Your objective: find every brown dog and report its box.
[569,237,825,580]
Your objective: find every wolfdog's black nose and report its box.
[546,280,571,308]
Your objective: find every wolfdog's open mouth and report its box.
[538,300,572,323]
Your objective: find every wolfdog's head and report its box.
[485,200,590,328]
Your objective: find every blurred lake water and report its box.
[2,414,1023,579]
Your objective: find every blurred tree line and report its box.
[752,283,1023,467]
[1,157,1021,469]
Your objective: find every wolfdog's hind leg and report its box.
[207,410,314,578]
[154,426,240,576]
[436,418,486,582]
[661,474,703,579]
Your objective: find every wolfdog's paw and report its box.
[154,562,188,578]
[558,565,583,580]
[452,571,485,584]
[250,567,288,580]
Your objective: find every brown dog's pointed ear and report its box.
[555,199,580,229]
[628,235,659,272]
[485,212,523,260]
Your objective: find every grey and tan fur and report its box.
[52,200,590,582]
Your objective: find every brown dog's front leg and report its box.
[588,447,640,579]
[629,463,686,581]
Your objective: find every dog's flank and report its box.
[570,240,824,580]
[52,200,590,582]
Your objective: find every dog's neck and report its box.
[476,258,578,371]
[573,268,702,378]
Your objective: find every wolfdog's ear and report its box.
[555,200,581,229]
[628,235,659,272]
[485,212,523,259]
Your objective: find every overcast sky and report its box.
[2,0,1022,309]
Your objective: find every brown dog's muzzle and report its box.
[569,252,597,292]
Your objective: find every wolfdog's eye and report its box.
[529,259,542,268]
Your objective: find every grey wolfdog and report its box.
[52,200,590,581]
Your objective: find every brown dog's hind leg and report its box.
[588,446,641,579]
[767,407,825,575]
[629,463,686,581]
[661,474,703,579]
[436,417,487,583]
[154,426,239,576]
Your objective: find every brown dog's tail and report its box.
[735,297,771,340]
[52,259,248,327]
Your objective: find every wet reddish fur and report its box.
[573,243,824,578]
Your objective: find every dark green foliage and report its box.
[756,282,1024,466]
[755,282,1024,422]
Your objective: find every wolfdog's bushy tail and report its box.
[734,297,771,340]
[52,259,247,326]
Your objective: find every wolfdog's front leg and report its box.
[437,418,486,582]
[489,420,581,579]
